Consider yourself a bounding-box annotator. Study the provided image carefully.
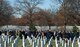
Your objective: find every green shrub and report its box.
[72,26,79,36]
[29,23,37,32]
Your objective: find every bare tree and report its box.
[14,0,43,32]
[50,0,63,31]
[42,10,54,30]
[0,0,13,26]
[62,0,80,25]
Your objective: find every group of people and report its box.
[18,30,80,41]
[0,30,80,41]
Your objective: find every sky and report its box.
[8,0,62,18]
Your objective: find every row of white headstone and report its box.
[55,37,80,47]
[0,33,14,47]
[27,36,80,47]
[27,35,47,47]
[1,34,80,47]
[12,36,19,47]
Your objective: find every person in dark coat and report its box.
[0,31,2,35]
[76,32,79,38]
[70,32,74,41]
[19,31,22,39]
[65,32,70,40]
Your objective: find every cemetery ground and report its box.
[0,26,80,47]
[5,38,80,47]
[0,34,80,47]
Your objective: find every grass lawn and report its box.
[17,39,22,47]
[4,38,79,47]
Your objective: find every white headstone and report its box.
[47,44,49,47]
[64,40,67,47]
[78,37,80,47]
[8,36,9,44]
[62,40,64,47]
[41,37,44,47]
[27,36,32,45]
[43,36,46,45]
[60,37,62,44]
[32,41,35,47]
[22,35,26,47]
[12,43,14,47]
[0,43,1,47]
[4,41,7,47]
[67,39,69,46]
[37,37,40,47]
[10,36,13,43]
[72,42,74,47]
[2,34,5,41]
[55,37,58,47]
